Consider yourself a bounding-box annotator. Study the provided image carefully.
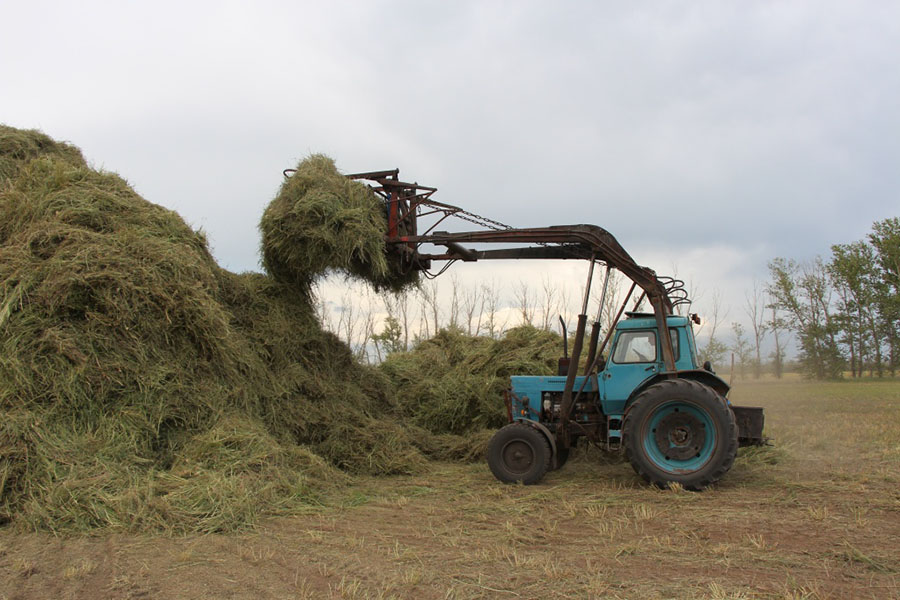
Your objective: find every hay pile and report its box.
[380,326,562,437]
[260,155,418,293]
[0,126,429,533]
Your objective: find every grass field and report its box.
[1,378,898,599]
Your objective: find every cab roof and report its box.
[616,312,690,330]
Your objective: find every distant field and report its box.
[2,378,899,599]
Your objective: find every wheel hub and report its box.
[653,410,706,461]
[501,440,535,475]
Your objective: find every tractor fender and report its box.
[624,370,732,412]
[513,418,559,459]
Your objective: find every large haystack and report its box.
[0,126,428,533]
[260,155,418,293]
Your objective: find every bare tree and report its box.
[556,285,573,330]
[596,270,624,332]
[462,284,485,336]
[539,275,557,331]
[767,304,787,378]
[417,280,441,337]
[360,305,377,363]
[730,322,751,379]
[482,281,503,338]
[698,289,730,367]
[315,290,332,332]
[448,274,461,330]
[744,280,769,379]
[397,289,411,351]
[515,280,535,326]
[430,281,441,334]
[416,287,431,340]
[336,291,366,358]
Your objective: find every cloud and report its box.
[2,0,897,340]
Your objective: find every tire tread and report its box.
[623,378,738,490]
[487,422,551,485]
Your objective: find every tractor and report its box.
[493,310,765,489]
[345,168,766,490]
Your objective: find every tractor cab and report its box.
[602,312,703,411]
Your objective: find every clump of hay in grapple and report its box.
[0,126,426,533]
[380,326,562,437]
[260,155,419,293]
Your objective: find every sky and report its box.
[2,1,899,349]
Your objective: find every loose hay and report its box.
[0,127,426,533]
[260,154,419,293]
[380,326,562,435]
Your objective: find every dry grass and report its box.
[259,154,418,293]
[0,127,442,534]
[380,326,562,436]
[1,378,898,599]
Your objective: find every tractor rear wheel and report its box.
[487,423,551,484]
[623,379,738,490]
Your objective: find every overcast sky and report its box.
[3,1,899,343]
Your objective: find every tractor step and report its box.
[606,415,623,451]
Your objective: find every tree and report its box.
[730,322,751,379]
[768,257,843,379]
[539,275,557,331]
[515,280,535,326]
[448,275,461,331]
[828,241,878,377]
[697,289,729,368]
[869,218,900,375]
[482,281,503,338]
[462,285,485,336]
[372,315,405,357]
[767,304,787,378]
[743,281,768,379]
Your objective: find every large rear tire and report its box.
[487,423,551,484]
[623,379,738,490]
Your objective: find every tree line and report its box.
[767,217,899,379]
[317,216,898,380]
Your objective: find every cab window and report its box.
[612,329,681,364]
[612,331,657,363]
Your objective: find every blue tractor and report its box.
[346,168,766,490]
[491,310,765,489]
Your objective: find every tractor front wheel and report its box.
[623,379,738,491]
[487,423,551,484]
[551,447,569,471]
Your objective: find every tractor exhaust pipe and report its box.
[558,315,570,376]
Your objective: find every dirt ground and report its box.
[2,378,898,599]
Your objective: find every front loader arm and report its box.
[397,224,674,317]
[345,169,682,443]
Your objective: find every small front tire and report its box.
[487,423,551,484]
[551,447,570,471]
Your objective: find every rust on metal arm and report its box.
[403,225,674,316]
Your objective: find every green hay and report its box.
[421,429,494,462]
[260,154,419,293]
[0,125,85,181]
[0,126,426,533]
[380,326,562,435]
